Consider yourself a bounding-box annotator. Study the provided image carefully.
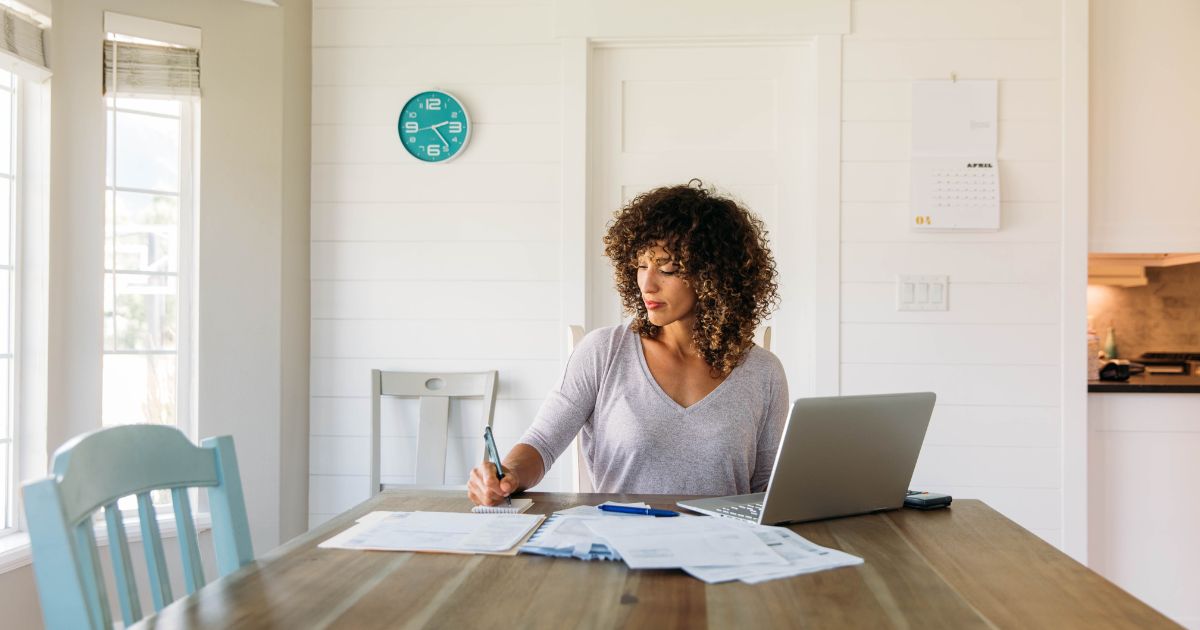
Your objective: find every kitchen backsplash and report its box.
[1087,261,1200,359]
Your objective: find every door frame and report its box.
[1060,0,1090,563]
[560,35,842,384]
[559,35,843,486]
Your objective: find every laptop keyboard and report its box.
[714,502,763,521]
[712,491,925,522]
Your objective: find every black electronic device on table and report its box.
[904,490,952,510]
[1099,359,1144,382]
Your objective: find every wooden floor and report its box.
[134,490,1178,629]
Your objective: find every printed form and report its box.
[584,516,789,570]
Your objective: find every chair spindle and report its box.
[104,501,143,626]
[172,487,206,593]
[74,519,112,629]
[137,492,173,611]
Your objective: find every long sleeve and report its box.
[518,329,609,474]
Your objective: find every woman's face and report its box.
[636,244,697,327]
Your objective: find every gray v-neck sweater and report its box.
[519,324,789,495]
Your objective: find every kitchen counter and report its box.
[1088,373,1200,393]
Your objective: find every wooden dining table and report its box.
[134,489,1176,629]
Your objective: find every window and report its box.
[0,2,50,542]
[101,93,196,433]
[0,69,15,535]
[100,18,200,512]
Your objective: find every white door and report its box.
[588,43,816,397]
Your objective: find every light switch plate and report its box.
[897,275,948,311]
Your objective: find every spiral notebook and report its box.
[471,498,534,514]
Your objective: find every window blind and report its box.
[0,6,47,71]
[103,39,200,97]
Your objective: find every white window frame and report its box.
[0,52,50,557]
[0,69,19,538]
[101,94,197,442]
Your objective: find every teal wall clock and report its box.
[398,90,471,163]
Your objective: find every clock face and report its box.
[397,90,470,163]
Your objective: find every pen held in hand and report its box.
[482,426,511,506]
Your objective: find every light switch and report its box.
[897,275,949,311]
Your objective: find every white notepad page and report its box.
[471,498,534,514]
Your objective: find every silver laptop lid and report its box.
[758,392,936,525]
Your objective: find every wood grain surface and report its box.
[132,491,1178,629]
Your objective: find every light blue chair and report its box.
[22,424,254,629]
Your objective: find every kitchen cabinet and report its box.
[1089,0,1200,252]
[1088,392,1200,627]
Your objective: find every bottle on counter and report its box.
[1104,326,1119,360]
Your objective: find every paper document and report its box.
[519,502,647,561]
[683,524,863,584]
[320,511,543,554]
[554,501,650,518]
[584,515,789,570]
[521,515,619,561]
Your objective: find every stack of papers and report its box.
[319,510,544,555]
[522,503,863,584]
[682,523,864,584]
[519,502,651,561]
[585,514,789,570]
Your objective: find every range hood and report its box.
[1088,253,1200,287]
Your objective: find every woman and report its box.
[469,181,787,506]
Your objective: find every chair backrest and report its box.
[566,324,585,354]
[370,370,499,494]
[22,424,254,630]
[755,325,773,352]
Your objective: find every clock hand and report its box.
[432,126,450,148]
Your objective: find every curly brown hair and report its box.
[602,180,780,376]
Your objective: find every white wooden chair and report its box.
[755,324,773,352]
[369,369,499,495]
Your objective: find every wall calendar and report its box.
[910,80,1000,231]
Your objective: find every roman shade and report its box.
[103,39,200,97]
[0,6,48,76]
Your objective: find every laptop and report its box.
[677,392,936,525]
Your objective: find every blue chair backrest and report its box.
[22,424,254,629]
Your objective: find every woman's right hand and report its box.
[468,460,521,506]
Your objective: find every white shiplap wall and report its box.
[311,0,1070,545]
[309,0,566,528]
[841,0,1064,545]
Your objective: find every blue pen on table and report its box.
[598,504,679,517]
[482,426,511,506]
